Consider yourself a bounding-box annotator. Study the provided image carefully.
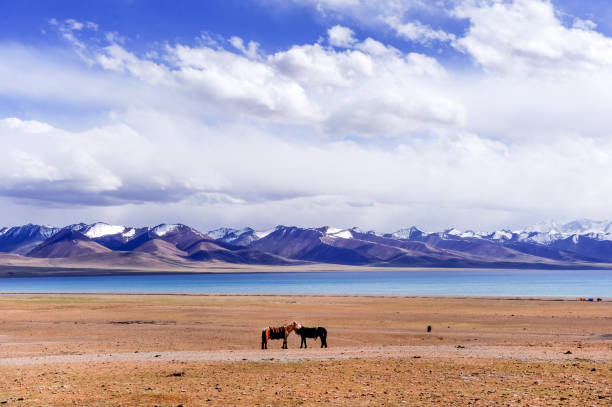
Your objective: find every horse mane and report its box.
[285,321,300,333]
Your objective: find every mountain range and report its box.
[2,219,612,270]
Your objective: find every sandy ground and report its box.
[0,294,610,405]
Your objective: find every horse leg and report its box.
[261,331,267,349]
[282,337,287,349]
[300,336,304,348]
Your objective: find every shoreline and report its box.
[0,292,609,301]
[1,263,611,279]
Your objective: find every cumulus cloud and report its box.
[454,0,612,76]
[328,25,357,47]
[68,25,460,135]
[229,36,260,59]
[4,2,612,231]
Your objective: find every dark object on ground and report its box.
[427,325,432,332]
[296,326,328,348]
[564,350,572,355]
[597,298,602,302]
[456,345,465,349]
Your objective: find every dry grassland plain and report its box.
[0,294,610,406]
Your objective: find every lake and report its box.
[0,269,611,297]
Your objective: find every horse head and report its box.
[289,321,301,331]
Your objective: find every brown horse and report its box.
[261,321,301,349]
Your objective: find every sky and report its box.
[2,0,612,233]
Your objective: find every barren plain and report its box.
[0,294,610,406]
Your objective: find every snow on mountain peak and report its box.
[84,223,126,239]
[207,227,240,240]
[152,224,180,237]
[522,219,612,243]
[526,220,559,234]
[391,226,423,240]
[443,228,483,239]
[460,230,482,238]
[559,219,612,235]
[324,227,342,235]
[446,228,462,236]
[254,226,281,239]
[122,228,136,238]
[329,229,353,239]
[491,230,513,240]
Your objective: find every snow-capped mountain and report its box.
[207,226,283,246]
[388,226,424,240]
[0,224,61,254]
[2,219,612,268]
[207,227,243,241]
[526,219,612,235]
[70,222,128,239]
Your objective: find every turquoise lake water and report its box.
[0,269,611,297]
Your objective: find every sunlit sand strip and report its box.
[1,345,610,366]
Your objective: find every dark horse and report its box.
[295,326,327,348]
[261,321,300,349]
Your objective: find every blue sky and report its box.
[2,0,612,232]
[2,0,610,55]
[1,1,448,48]
[2,1,325,52]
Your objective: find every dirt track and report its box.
[1,344,611,367]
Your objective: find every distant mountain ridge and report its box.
[2,219,612,269]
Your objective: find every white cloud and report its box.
[386,18,456,44]
[284,0,456,44]
[293,0,421,20]
[328,25,357,47]
[229,36,260,59]
[2,117,53,133]
[96,44,169,84]
[454,0,612,76]
[4,111,612,232]
[6,2,612,231]
[86,21,99,31]
[65,18,84,31]
[76,29,458,135]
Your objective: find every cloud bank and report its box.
[2,0,612,232]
